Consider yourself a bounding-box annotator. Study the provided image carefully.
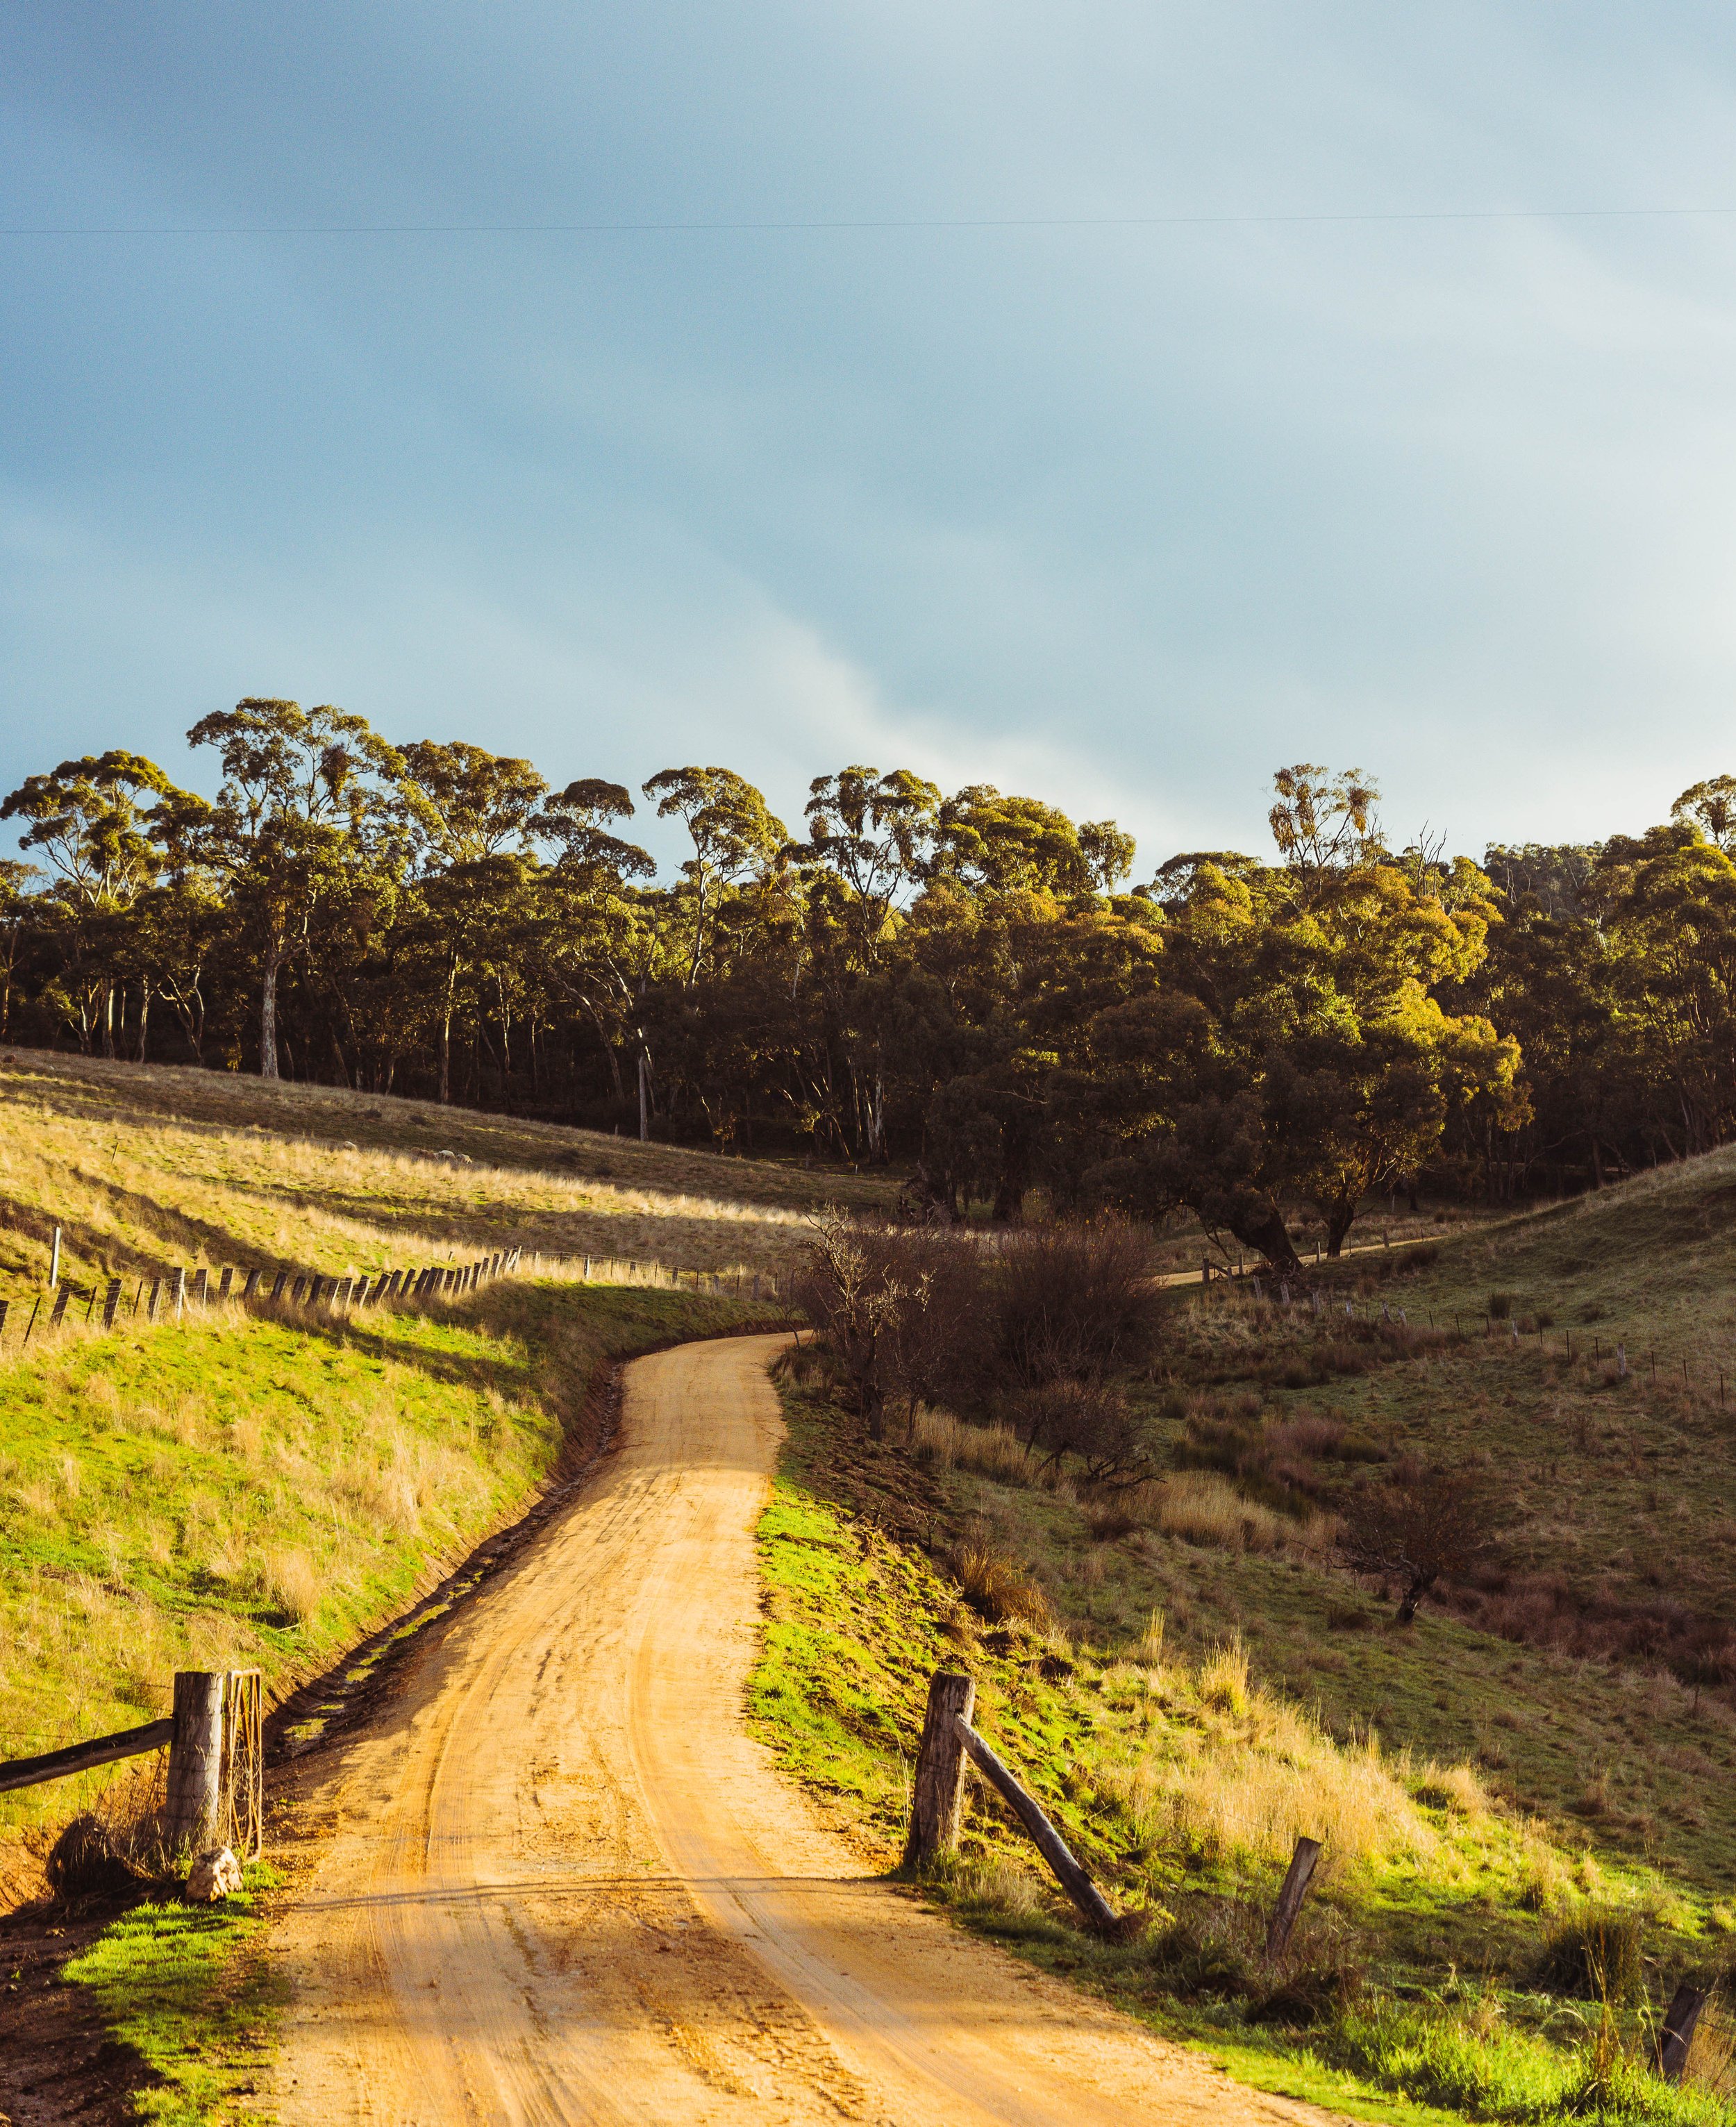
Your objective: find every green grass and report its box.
[1,1281,758,1835]
[63,1861,284,2125]
[753,1367,1736,2127]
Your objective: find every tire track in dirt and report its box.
[267,1331,1344,2126]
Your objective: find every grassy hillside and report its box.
[0,1049,897,1305]
[0,1282,758,1858]
[752,1153,1736,2127]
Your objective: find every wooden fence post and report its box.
[954,1717,1121,1933]
[165,1671,226,1851]
[1265,1835,1322,1960]
[902,1671,976,1869]
[1658,1981,1709,2083]
[49,1226,60,1287]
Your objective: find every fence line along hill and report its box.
[0,1049,898,1301]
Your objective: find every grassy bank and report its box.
[0,1280,756,1851]
[754,1355,1736,2127]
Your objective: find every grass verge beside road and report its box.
[3,1282,767,2126]
[753,1368,1736,2127]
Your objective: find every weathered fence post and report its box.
[1265,1834,1322,1960]
[902,1670,976,1869]
[48,1226,60,1287]
[164,1671,226,1851]
[953,1716,1121,1933]
[1658,1981,1708,2083]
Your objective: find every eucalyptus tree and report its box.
[186,699,411,1078]
[642,766,787,985]
[0,750,184,1053]
[397,741,550,1101]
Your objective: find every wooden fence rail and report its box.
[0,1717,174,1796]
[0,1668,264,1860]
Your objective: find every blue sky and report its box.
[5,3,1736,878]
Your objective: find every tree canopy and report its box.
[6,709,1730,1259]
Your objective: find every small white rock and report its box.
[187,1846,243,1901]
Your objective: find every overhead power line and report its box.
[6,206,1736,237]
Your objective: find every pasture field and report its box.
[0,1049,898,1303]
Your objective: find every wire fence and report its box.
[0,1241,793,1351]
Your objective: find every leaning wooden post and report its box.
[902,1671,976,1869]
[1658,1981,1709,2083]
[954,1716,1121,1933]
[1264,1835,1322,1960]
[164,1671,226,1851]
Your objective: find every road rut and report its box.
[269,1331,1341,2126]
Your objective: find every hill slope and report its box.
[0,1049,897,1306]
[749,1153,1736,2126]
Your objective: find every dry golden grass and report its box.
[1138,1469,1333,1557]
[0,1049,899,1301]
[1093,1651,1441,1874]
[910,1406,1074,1495]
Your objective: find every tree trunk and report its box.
[1237,1202,1303,1273]
[637,1049,650,1142]
[101,981,116,1059]
[1394,1568,1435,1625]
[260,957,280,1080]
[1325,1196,1358,1257]
[439,958,457,1103]
[135,982,151,1063]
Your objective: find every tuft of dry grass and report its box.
[256,1548,321,1626]
[911,1407,1074,1495]
[953,1542,1052,1628]
[1199,1634,1251,1715]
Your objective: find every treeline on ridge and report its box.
[3,699,1735,1269]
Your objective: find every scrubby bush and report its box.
[990,1219,1160,1390]
[1010,1378,1155,1485]
[1340,1465,1501,1623]
[797,1215,987,1436]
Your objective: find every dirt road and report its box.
[269,1332,1337,2126]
